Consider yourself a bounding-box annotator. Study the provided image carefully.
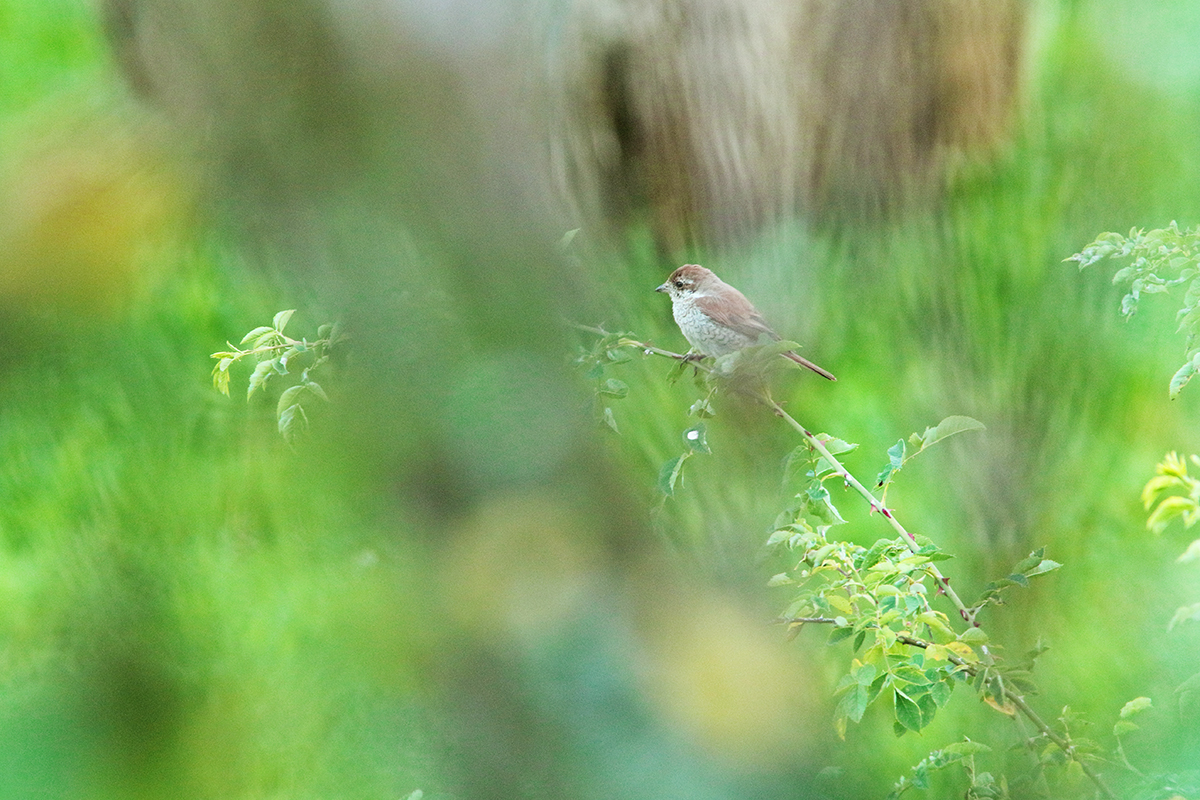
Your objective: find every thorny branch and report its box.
[599,330,1116,800]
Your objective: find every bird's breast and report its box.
[673,299,752,356]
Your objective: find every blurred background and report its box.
[1,0,1199,797]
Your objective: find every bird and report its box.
[655,264,836,381]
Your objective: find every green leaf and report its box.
[657,453,690,497]
[876,439,905,487]
[273,309,296,332]
[836,683,870,724]
[683,423,710,454]
[1011,548,1045,574]
[687,398,715,418]
[890,665,928,686]
[1006,572,1030,589]
[942,739,990,757]
[828,626,855,646]
[303,380,330,403]
[859,539,895,571]
[817,435,859,456]
[250,329,281,351]
[213,357,234,396]
[605,348,632,364]
[239,325,274,345]
[853,662,878,687]
[917,692,938,727]
[959,627,989,646]
[824,593,852,615]
[1170,360,1197,399]
[276,384,307,418]
[1024,558,1062,578]
[921,415,986,448]
[601,406,619,434]
[867,673,889,705]
[247,359,278,399]
[894,689,923,732]
[1001,669,1038,695]
[278,402,309,445]
[782,445,812,485]
[1112,720,1139,737]
[1119,697,1152,719]
[1177,538,1200,563]
[1148,495,1197,534]
[911,762,930,790]
[875,464,895,488]
[765,528,795,547]
[598,378,629,398]
[931,679,953,708]
[807,483,831,504]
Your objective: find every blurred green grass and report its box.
[2,1,1200,798]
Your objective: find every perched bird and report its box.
[656,264,836,380]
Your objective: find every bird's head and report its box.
[655,264,714,298]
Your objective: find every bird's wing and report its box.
[694,292,780,342]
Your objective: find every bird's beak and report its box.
[655,283,668,293]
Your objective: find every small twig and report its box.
[769,399,981,628]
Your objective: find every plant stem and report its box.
[768,398,980,627]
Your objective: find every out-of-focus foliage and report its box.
[3,1,1200,799]
[1141,452,1200,632]
[1070,223,1200,397]
[212,310,344,444]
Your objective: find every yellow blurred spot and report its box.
[635,591,819,770]
[0,99,191,314]
[442,492,603,647]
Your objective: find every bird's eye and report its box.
[672,280,684,289]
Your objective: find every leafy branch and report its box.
[578,327,1117,800]
[1069,221,1200,397]
[212,310,345,445]
[887,739,997,799]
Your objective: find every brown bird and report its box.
[655,264,835,381]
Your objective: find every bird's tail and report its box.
[784,351,836,381]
